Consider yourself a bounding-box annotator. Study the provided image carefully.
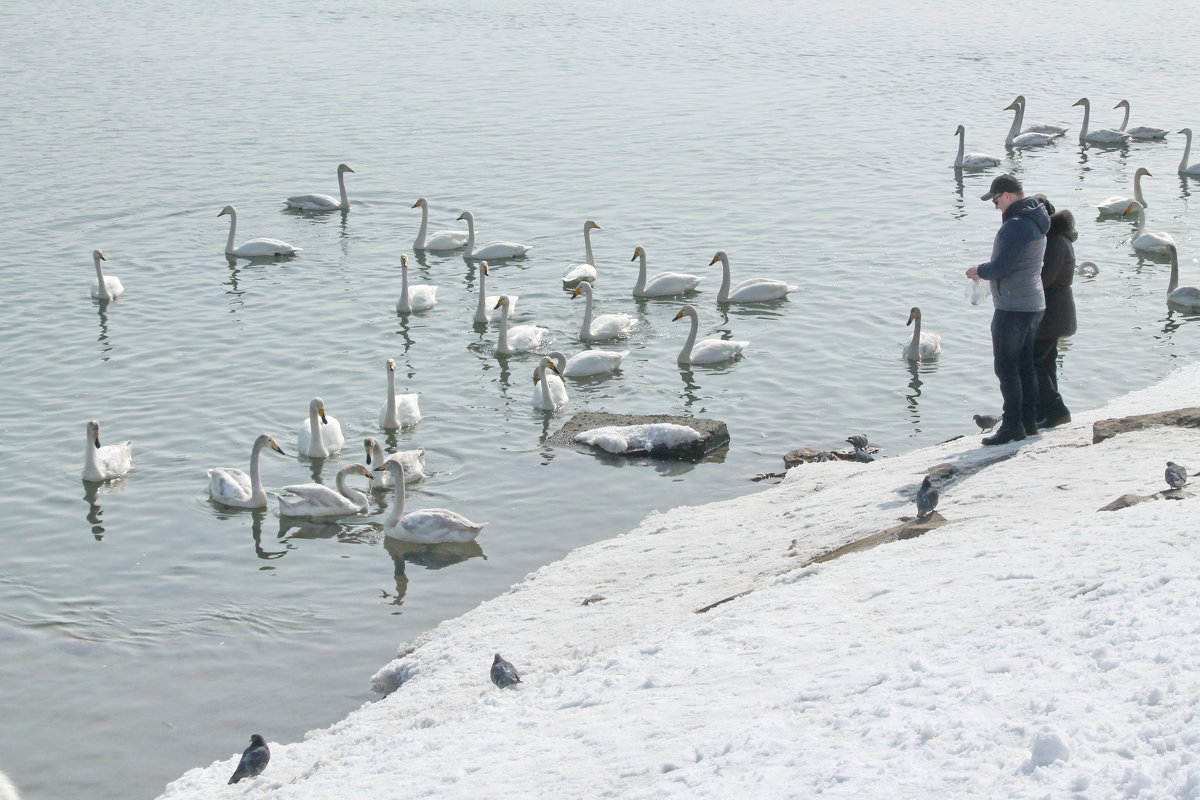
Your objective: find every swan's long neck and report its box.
[399,263,411,310]
[337,169,350,209]
[1134,171,1147,207]
[247,438,267,503]
[1078,100,1091,144]
[1005,105,1023,148]
[309,404,327,457]
[385,369,397,422]
[909,313,923,351]
[550,352,567,374]
[93,253,111,300]
[474,269,488,322]
[1117,103,1131,132]
[579,285,594,339]
[384,465,407,527]
[954,129,966,168]
[224,210,238,254]
[583,225,595,266]
[1168,250,1180,294]
[1133,207,1146,238]
[463,214,477,257]
[537,361,554,408]
[497,301,510,352]
[1181,131,1193,174]
[633,250,648,294]
[415,203,429,249]
[335,468,364,505]
[716,254,732,302]
[84,435,100,475]
[679,310,698,364]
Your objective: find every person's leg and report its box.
[1016,312,1043,434]
[1032,337,1057,419]
[988,310,1026,440]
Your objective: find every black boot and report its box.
[982,427,1027,446]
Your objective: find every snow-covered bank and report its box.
[160,364,1200,799]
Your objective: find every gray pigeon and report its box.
[491,653,521,688]
[915,475,939,519]
[845,434,869,450]
[228,734,270,784]
[1165,461,1188,490]
[851,446,874,463]
[973,414,1000,433]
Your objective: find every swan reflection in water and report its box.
[81,481,106,541]
[94,301,114,362]
[382,536,485,606]
[904,359,924,424]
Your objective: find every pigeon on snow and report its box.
[1165,461,1188,490]
[491,653,521,688]
[915,475,939,519]
[228,734,270,784]
[973,414,1000,433]
[851,446,874,463]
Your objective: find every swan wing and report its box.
[422,230,469,250]
[563,263,597,283]
[380,394,422,428]
[277,483,360,516]
[1126,126,1169,140]
[641,272,703,297]
[506,324,548,353]
[1022,123,1068,136]
[395,509,486,543]
[208,467,252,503]
[89,441,133,480]
[408,285,439,310]
[587,313,637,341]
[690,338,748,365]
[284,193,340,210]
[729,278,793,302]
[233,237,301,257]
[1168,287,1200,309]
[563,349,628,376]
[1096,195,1134,215]
[483,294,519,321]
[1012,132,1056,148]
[960,153,1002,169]
[473,241,530,259]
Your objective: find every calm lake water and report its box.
[1,1,1197,797]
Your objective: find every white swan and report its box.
[377,460,486,543]
[456,210,531,260]
[1123,201,1176,255]
[1177,128,1200,176]
[89,249,125,300]
[1096,167,1152,215]
[532,356,568,410]
[82,419,132,482]
[1112,100,1169,141]
[284,163,354,211]
[379,358,421,429]
[1008,95,1070,137]
[630,245,703,297]
[297,397,345,458]
[953,124,1001,169]
[1073,98,1131,146]
[218,205,301,258]
[208,434,287,509]
[493,295,547,354]
[710,250,794,303]
[396,254,438,313]
[902,306,942,360]
[364,437,426,488]
[1165,244,1200,311]
[672,305,748,365]
[474,261,519,323]
[548,348,628,378]
[277,463,372,518]
[563,220,601,285]
[572,281,637,341]
[1003,99,1060,148]
[411,197,469,251]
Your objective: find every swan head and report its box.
[1113,100,1130,110]
[954,124,965,136]
[906,307,922,326]
[340,463,373,481]
[1010,95,1026,107]
[412,197,427,209]
[1004,100,1021,112]
[631,246,645,261]
[493,295,510,310]
[584,220,601,232]
[1122,201,1145,217]
[363,436,381,464]
[708,250,729,266]
[257,433,287,457]
[1072,98,1089,108]
[310,397,328,424]
[218,205,235,217]
[1136,167,1152,178]
[456,211,473,222]
[400,254,409,269]
[1179,128,1193,137]
[480,260,490,276]
[386,358,396,373]
[87,419,101,448]
[93,249,106,262]
[376,458,405,477]
[673,305,697,322]
[571,282,593,299]
[337,163,355,174]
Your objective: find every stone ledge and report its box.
[1092,407,1200,444]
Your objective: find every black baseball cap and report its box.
[980,174,1023,201]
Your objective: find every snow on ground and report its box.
[160,364,1200,799]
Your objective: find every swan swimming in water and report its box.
[1164,244,1200,311]
[572,281,637,341]
[493,295,547,354]
[532,356,568,410]
[411,197,469,251]
[284,163,355,211]
[1123,201,1176,255]
[1177,128,1200,176]
[1073,98,1131,146]
[218,205,301,258]
[474,261,519,324]
[563,220,601,285]
[672,305,748,365]
[1003,99,1061,148]
[364,437,426,489]
[379,358,421,429]
[456,210,531,260]
[297,397,345,458]
[89,249,125,300]
[396,254,438,313]
[1095,167,1152,215]
[902,306,942,360]
[276,463,372,518]
[1112,100,1169,141]
[953,124,1001,169]
[630,245,702,297]
[710,250,794,303]
[82,419,132,482]
[208,434,287,509]
[547,348,627,378]
[376,460,486,543]
[1008,95,1069,137]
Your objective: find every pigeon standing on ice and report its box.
[491,653,521,688]
[915,475,939,519]
[845,434,869,450]
[851,445,874,463]
[228,734,270,784]
[1165,461,1188,490]
[973,414,1000,433]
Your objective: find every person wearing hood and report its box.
[966,174,1050,446]
[1031,195,1077,429]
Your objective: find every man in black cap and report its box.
[966,174,1050,445]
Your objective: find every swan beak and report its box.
[493,297,504,309]
[456,213,466,221]
[411,199,421,208]
[571,287,583,298]
[1072,99,1085,107]
[630,251,638,261]
[373,464,387,472]
[673,309,685,321]
[387,358,396,371]
[271,442,287,456]
[93,437,101,449]
[98,251,107,261]
[1004,102,1018,111]
[708,254,720,266]
[345,166,356,173]
[217,208,228,217]
[548,361,560,374]
[318,408,328,425]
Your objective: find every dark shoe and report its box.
[982,427,1027,446]
[1025,424,1040,437]
[1037,411,1072,429]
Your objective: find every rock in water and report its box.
[228,734,270,784]
[973,414,1000,432]
[1165,461,1188,490]
[916,475,939,519]
[491,653,521,688]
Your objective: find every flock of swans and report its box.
[953,95,1200,313]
